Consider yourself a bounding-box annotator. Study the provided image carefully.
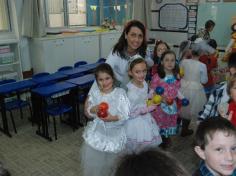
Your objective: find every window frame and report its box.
[44,0,133,30]
[0,0,11,32]
[0,0,18,42]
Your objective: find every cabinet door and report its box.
[100,32,121,58]
[0,42,22,80]
[43,38,74,73]
[74,35,99,63]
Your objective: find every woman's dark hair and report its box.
[157,50,179,79]
[95,63,115,82]
[205,20,215,30]
[153,40,170,63]
[114,149,189,176]
[231,23,236,34]
[113,20,147,59]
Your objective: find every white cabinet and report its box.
[30,31,121,73]
[31,38,74,73]
[100,32,121,58]
[74,35,100,63]
[0,41,22,80]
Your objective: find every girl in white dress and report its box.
[125,57,162,153]
[81,63,130,176]
[179,43,208,136]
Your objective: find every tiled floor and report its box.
[0,110,199,176]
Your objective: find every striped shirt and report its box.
[193,161,236,176]
[198,82,229,121]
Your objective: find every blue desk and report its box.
[66,74,95,87]
[31,72,67,84]
[59,67,90,77]
[0,80,36,137]
[82,62,101,70]
[32,82,77,141]
[66,74,95,126]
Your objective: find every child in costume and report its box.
[150,50,184,148]
[151,40,170,76]
[81,63,130,176]
[179,43,208,136]
[125,57,162,153]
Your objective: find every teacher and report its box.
[105,19,153,88]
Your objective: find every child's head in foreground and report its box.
[114,149,189,176]
[194,117,236,176]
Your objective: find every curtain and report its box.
[132,0,151,28]
[21,0,46,38]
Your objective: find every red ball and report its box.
[99,102,109,111]
[166,98,174,105]
[97,110,108,118]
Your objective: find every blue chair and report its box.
[97,58,106,63]
[40,82,73,140]
[74,61,87,68]
[58,66,73,72]
[0,79,32,133]
[32,72,50,79]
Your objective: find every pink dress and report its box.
[150,74,180,137]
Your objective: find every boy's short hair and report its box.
[205,20,215,29]
[228,52,236,69]
[195,117,236,150]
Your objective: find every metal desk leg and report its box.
[0,95,11,137]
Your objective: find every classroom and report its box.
[1,0,236,175]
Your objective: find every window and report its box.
[45,0,86,27]
[45,0,133,28]
[0,0,11,32]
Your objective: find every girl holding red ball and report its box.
[81,63,130,176]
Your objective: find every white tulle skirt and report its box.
[180,82,207,120]
[80,143,119,176]
[125,114,162,153]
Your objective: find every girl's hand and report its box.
[101,112,119,122]
[90,105,99,114]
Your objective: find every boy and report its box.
[193,117,236,176]
[199,52,236,121]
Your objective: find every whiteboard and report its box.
[197,3,236,47]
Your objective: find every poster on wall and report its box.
[159,3,188,31]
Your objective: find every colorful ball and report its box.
[152,95,162,105]
[99,102,109,111]
[181,98,189,106]
[155,86,164,95]
[166,97,174,105]
[97,110,108,118]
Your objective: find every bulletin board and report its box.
[197,3,236,47]
[159,3,188,30]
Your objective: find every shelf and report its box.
[0,71,18,80]
[0,61,20,67]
